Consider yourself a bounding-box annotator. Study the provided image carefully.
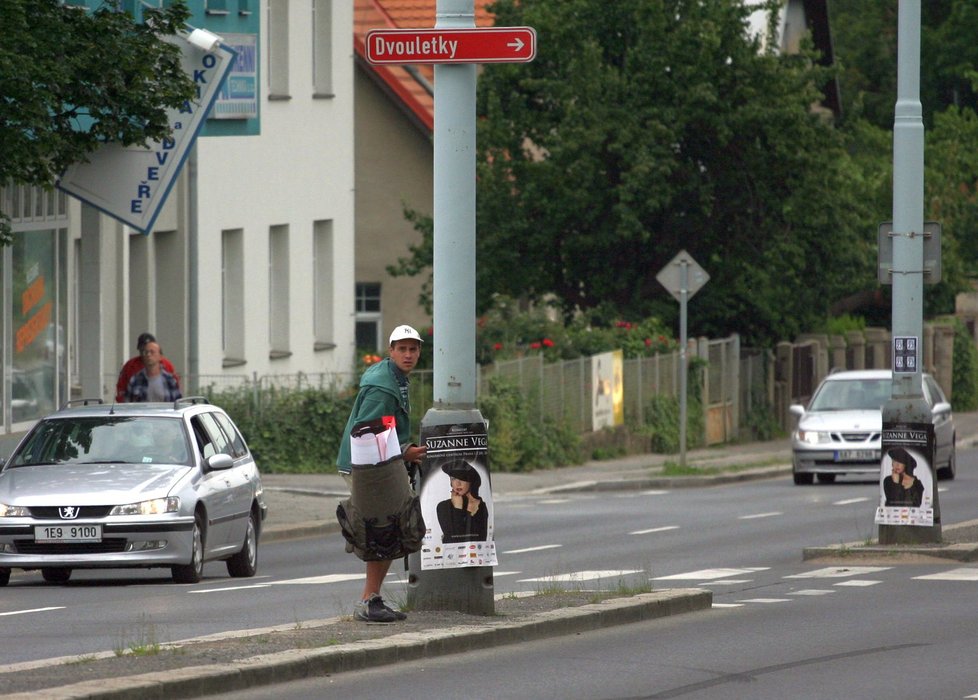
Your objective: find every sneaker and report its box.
[381,599,407,621]
[353,594,398,623]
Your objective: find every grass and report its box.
[114,615,163,657]
[660,458,783,476]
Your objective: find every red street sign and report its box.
[365,27,536,65]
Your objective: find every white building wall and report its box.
[193,1,355,379]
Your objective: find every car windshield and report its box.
[6,416,191,467]
[809,378,891,412]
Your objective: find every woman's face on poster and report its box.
[450,477,471,497]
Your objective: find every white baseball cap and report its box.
[389,325,423,345]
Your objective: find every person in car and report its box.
[883,447,924,508]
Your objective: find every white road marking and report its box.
[702,579,752,585]
[269,573,365,585]
[504,544,562,554]
[738,511,783,520]
[914,567,978,581]
[495,590,537,600]
[834,498,870,505]
[654,568,768,581]
[630,526,680,535]
[519,569,643,583]
[0,606,64,617]
[191,584,272,593]
[834,580,882,587]
[739,598,790,604]
[790,589,835,596]
[538,499,572,505]
[489,571,522,578]
[711,603,744,608]
[785,566,890,578]
[616,490,670,498]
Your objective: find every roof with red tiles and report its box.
[354,0,495,133]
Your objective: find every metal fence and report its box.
[100,332,745,444]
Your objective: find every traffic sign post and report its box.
[365,27,536,64]
[657,250,709,468]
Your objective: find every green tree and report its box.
[0,0,196,243]
[472,0,876,345]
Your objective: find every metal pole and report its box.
[679,261,688,468]
[880,0,939,544]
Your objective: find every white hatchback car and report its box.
[789,369,956,485]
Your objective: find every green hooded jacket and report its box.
[336,358,412,474]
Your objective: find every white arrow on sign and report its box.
[507,37,525,51]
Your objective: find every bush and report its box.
[206,385,353,473]
[951,318,978,410]
[477,374,582,471]
[634,362,705,453]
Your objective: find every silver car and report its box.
[0,398,267,585]
[790,369,956,485]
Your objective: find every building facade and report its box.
[1,0,356,435]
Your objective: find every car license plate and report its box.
[834,450,877,462]
[34,524,102,543]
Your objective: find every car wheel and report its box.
[226,510,258,578]
[41,567,72,584]
[793,471,814,485]
[816,473,837,484]
[0,568,9,586]
[172,513,205,584]
[938,442,956,480]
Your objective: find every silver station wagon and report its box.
[0,398,267,585]
[790,369,956,485]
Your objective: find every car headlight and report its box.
[0,503,29,517]
[109,497,180,516]
[797,430,831,445]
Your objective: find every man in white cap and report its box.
[336,324,427,622]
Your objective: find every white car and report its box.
[789,370,955,485]
[0,398,267,585]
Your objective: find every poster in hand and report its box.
[418,420,497,569]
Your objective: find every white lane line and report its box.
[701,579,752,586]
[630,526,680,535]
[616,490,670,498]
[538,499,572,504]
[191,584,273,593]
[489,571,522,578]
[790,589,835,596]
[834,497,870,505]
[270,574,364,585]
[518,569,643,583]
[711,603,744,608]
[654,568,768,581]
[0,606,64,617]
[739,598,790,604]
[914,568,978,581]
[834,580,882,587]
[785,566,890,579]
[738,511,783,520]
[504,544,562,554]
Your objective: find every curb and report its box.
[10,588,711,700]
[802,518,978,563]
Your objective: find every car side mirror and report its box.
[933,401,951,416]
[206,453,234,472]
[789,405,805,418]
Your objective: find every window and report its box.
[221,229,245,365]
[267,0,290,98]
[312,220,334,350]
[355,283,382,352]
[205,0,229,14]
[312,0,332,96]
[268,225,290,356]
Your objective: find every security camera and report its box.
[187,28,221,52]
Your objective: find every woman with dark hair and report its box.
[436,460,489,543]
[883,447,924,507]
